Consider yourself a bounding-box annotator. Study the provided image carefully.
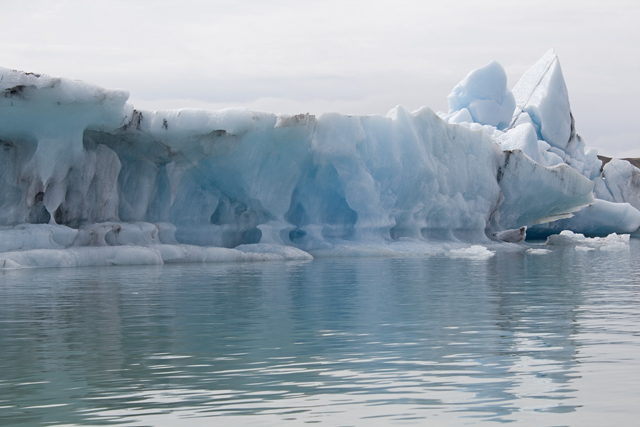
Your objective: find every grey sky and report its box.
[2,0,639,157]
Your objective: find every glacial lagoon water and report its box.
[2,242,640,426]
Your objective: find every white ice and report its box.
[526,248,551,255]
[448,245,495,260]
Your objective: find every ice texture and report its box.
[1,50,639,269]
[0,69,128,226]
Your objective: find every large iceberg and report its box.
[1,49,638,268]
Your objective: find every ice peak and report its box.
[447,60,516,130]
[509,49,572,150]
[511,48,558,107]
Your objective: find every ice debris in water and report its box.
[546,230,630,250]
[1,48,640,269]
[526,248,551,255]
[448,246,495,260]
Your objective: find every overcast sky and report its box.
[2,0,639,157]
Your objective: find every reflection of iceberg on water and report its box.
[1,49,639,268]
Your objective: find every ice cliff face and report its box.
[1,49,638,267]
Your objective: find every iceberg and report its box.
[1,49,638,268]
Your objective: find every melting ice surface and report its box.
[2,49,640,268]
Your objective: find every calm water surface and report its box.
[1,242,640,426]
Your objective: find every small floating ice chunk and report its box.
[599,235,631,251]
[575,246,595,252]
[526,248,551,255]
[546,230,630,249]
[448,245,495,260]
[545,230,587,246]
[235,243,313,261]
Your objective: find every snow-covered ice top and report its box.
[1,50,639,269]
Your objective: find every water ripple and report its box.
[1,243,640,425]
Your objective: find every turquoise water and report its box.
[1,242,640,426]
